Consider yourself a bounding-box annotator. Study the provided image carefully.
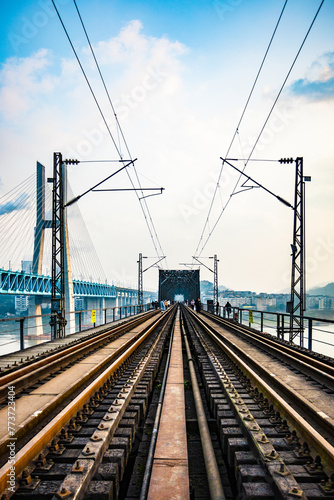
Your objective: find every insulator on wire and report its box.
[64,159,80,165]
[279,157,294,164]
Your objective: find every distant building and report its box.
[318,297,333,310]
[220,295,252,308]
[257,297,276,310]
[201,282,334,313]
[307,296,319,309]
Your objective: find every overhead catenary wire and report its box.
[195,0,325,258]
[242,0,324,163]
[194,0,289,259]
[51,0,121,158]
[72,0,167,265]
[73,0,129,160]
[53,0,167,266]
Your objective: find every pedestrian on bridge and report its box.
[225,301,232,318]
[195,297,201,313]
[160,299,165,312]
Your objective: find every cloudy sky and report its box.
[0,0,333,293]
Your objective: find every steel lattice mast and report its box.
[50,152,67,339]
[138,253,143,311]
[289,157,306,345]
[213,254,219,313]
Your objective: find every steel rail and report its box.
[185,319,306,500]
[50,306,178,500]
[202,312,334,391]
[184,309,309,500]
[0,311,158,401]
[0,312,163,461]
[0,307,174,493]
[203,311,334,377]
[188,309,334,474]
[181,311,226,500]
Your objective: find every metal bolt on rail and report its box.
[320,474,334,493]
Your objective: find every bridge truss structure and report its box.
[159,269,200,303]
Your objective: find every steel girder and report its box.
[0,270,117,298]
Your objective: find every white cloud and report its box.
[0,20,333,292]
[0,49,56,121]
[92,20,187,66]
[289,52,334,101]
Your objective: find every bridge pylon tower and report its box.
[28,162,52,334]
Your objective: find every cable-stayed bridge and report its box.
[0,161,156,338]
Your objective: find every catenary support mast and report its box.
[213,254,219,313]
[289,157,306,345]
[50,152,66,339]
[138,253,143,312]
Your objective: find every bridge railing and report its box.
[0,303,153,355]
[202,304,334,358]
[74,304,152,332]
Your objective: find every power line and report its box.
[243,0,324,163]
[195,0,324,258]
[194,0,289,258]
[51,0,121,157]
[72,0,167,263]
[54,0,167,265]
[72,0,166,261]
[72,0,127,157]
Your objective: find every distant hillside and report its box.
[200,281,213,292]
[308,283,334,296]
[200,281,227,292]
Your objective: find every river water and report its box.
[1,313,334,359]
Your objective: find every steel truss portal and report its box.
[159,270,200,303]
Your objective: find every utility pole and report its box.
[138,254,165,311]
[213,254,219,312]
[223,156,310,345]
[193,255,219,314]
[138,253,144,312]
[49,153,165,336]
[286,157,310,345]
[50,152,67,339]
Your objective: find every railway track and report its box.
[0,307,176,497]
[202,310,334,377]
[196,309,334,447]
[182,305,334,499]
[0,310,159,385]
[0,310,162,461]
[0,304,333,499]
